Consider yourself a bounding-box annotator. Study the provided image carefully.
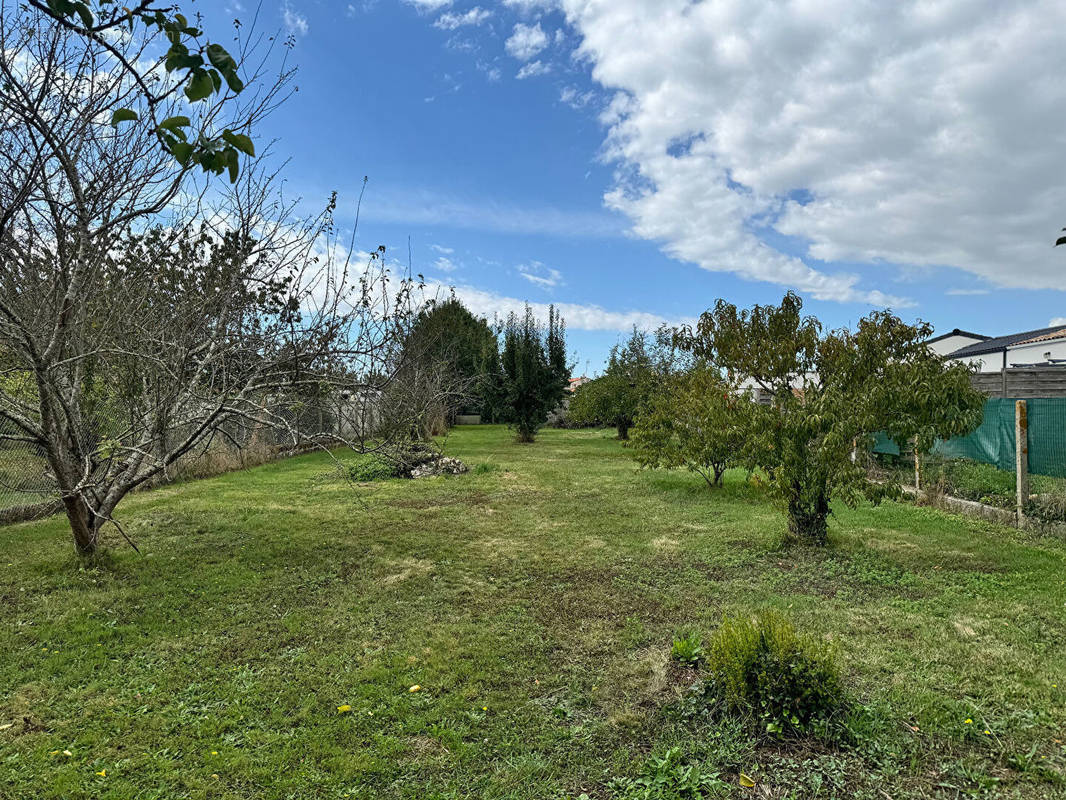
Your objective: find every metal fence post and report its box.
[1015,399,1029,527]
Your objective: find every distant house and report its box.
[936,325,1066,372]
[924,328,990,358]
[568,375,591,392]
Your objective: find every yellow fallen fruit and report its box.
[62,750,72,757]
[408,685,421,693]
[337,705,352,713]
[739,773,756,788]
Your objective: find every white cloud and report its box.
[503,0,560,12]
[282,3,308,36]
[433,256,458,272]
[946,288,991,296]
[434,7,492,30]
[358,189,624,238]
[1051,317,1066,327]
[404,0,452,10]
[516,60,551,79]
[477,60,502,81]
[517,261,562,288]
[427,282,676,331]
[505,22,549,61]
[560,85,595,109]
[557,0,1066,304]
[431,244,454,254]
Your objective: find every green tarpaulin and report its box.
[871,398,1066,478]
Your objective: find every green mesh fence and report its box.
[932,399,1017,472]
[871,398,1066,479]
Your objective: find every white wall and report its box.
[927,333,986,356]
[946,338,1066,372]
[951,353,1000,372]
[1007,339,1066,366]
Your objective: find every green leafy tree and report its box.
[676,292,984,545]
[631,366,749,487]
[400,296,500,428]
[32,0,257,182]
[476,335,508,424]
[500,305,568,442]
[567,327,672,439]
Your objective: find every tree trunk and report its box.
[617,422,630,440]
[63,494,99,555]
[713,464,726,485]
[786,492,829,546]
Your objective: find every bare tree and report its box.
[0,6,422,554]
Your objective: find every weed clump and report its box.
[700,612,845,736]
[603,747,727,799]
[670,631,704,666]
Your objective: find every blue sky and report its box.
[215,1,1066,372]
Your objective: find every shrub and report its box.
[346,457,398,482]
[702,612,845,736]
[670,631,704,666]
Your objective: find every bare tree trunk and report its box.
[62,495,98,555]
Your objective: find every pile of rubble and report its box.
[408,456,469,479]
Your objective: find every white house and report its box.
[924,328,990,357]
[935,325,1066,372]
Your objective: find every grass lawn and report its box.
[2,425,1065,799]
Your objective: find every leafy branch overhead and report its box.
[36,0,254,181]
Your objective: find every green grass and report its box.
[922,457,1066,508]
[2,426,1065,798]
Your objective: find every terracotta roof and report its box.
[1017,328,1066,345]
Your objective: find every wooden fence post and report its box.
[913,440,922,491]
[1015,399,1029,527]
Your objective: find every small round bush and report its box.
[703,611,844,735]
[346,457,397,482]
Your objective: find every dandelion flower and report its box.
[964,719,972,724]
[984,729,991,735]
[337,705,352,713]
[95,769,107,777]
[62,750,72,757]
[408,685,421,693]
[482,706,488,711]
[211,751,218,755]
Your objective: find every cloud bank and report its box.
[556,0,1066,305]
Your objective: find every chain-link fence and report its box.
[0,394,372,524]
[0,427,59,521]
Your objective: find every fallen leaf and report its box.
[739,772,756,788]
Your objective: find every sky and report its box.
[216,0,1066,373]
